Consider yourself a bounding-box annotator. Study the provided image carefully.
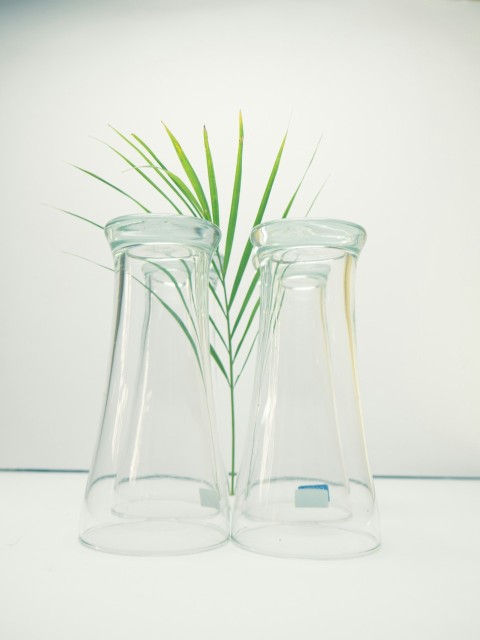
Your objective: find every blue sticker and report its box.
[295,484,330,508]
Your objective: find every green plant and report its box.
[61,113,324,494]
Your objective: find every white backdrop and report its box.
[0,0,479,476]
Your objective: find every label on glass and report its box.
[199,488,220,509]
[295,484,330,508]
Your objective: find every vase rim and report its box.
[104,213,221,254]
[250,218,366,257]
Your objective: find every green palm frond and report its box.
[228,129,287,308]
[52,207,105,230]
[72,165,151,212]
[128,131,200,217]
[222,112,244,275]
[162,122,211,220]
[61,113,323,495]
[97,135,187,217]
[203,127,220,227]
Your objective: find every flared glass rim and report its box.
[104,213,221,253]
[251,218,366,257]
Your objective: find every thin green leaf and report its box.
[72,165,150,213]
[203,126,220,226]
[210,251,224,282]
[282,137,322,219]
[111,127,199,218]
[209,315,229,352]
[228,129,287,307]
[138,277,203,373]
[164,170,203,217]
[234,333,258,387]
[209,283,227,318]
[222,112,244,275]
[233,299,259,362]
[50,207,104,230]
[62,252,113,272]
[210,345,230,385]
[109,126,159,165]
[230,136,319,338]
[305,174,330,217]
[231,271,259,337]
[96,138,187,217]
[146,260,200,342]
[131,133,168,171]
[69,250,203,374]
[162,122,211,220]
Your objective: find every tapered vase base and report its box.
[80,521,229,556]
[232,524,380,560]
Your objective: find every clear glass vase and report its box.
[231,219,380,559]
[79,214,230,555]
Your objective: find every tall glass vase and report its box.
[79,214,230,555]
[231,219,380,559]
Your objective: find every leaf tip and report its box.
[107,124,121,136]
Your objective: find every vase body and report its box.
[79,214,230,555]
[231,219,380,559]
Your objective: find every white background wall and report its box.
[0,0,479,476]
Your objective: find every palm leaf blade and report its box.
[72,165,150,212]
[282,138,322,219]
[203,126,220,226]
[233,299,260,361]
[228,130,287,307]
[210,345,230,384]
[209,315,229,352]
[305,175,330,217]
[131,133,168,171]
[163,123,211,220]
[114,128,200,217]
[231,272,259,336]
[98,139,187,216]
[234,333,258,387]
[52,207,104,230]
[209,283,227,318]
[164,170,203,217]
[222,112,244,275]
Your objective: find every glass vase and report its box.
[79,214,230,555]
[231,218,380,559]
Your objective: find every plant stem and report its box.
[219,270,236,496]
[228,370,236,496]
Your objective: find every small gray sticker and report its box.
[199,488,220,509]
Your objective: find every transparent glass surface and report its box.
[79,214,230,555]
[231,219,380,559]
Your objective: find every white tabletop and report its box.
[0,472,478,639]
